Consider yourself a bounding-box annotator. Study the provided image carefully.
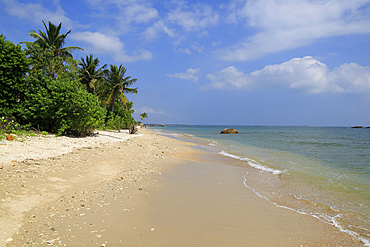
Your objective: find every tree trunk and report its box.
[111,97,115,112]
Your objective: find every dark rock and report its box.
[351,126,363,128]
[220,128,238,134]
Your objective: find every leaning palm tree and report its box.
[104,64,138,112]
[140,112,148,122]
[78,55,107,94]
[22,20,83,58]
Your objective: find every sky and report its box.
[1,0,370,126]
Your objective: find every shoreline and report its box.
[1,128,363,246]
[154,126,369,246]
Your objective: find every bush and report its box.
[105,101,136,130]
[105,113,124,131]
[0,117,21,134]
[0,35,29,117]
[18,72,106,136]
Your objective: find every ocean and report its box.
[148,125,370,246]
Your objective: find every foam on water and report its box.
[149,125,370,246]
[219,150,283,175]
[209,140,217,146]
[242,174,370,247]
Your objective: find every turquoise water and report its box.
[150,125,370,246]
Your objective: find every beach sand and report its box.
[0,128,362,246]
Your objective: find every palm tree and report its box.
[104,64,138,112]
[140,112,148,123]
[22,20,83,58]
[78,55,107,94]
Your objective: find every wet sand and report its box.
[1,129,362,246]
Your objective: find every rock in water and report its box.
[220,128,238,134]
[6,134,14,140]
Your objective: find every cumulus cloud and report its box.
[1,0,76,29]
[220,0,370,61]
[166,68,201,82]
[204,66,252,90]
[69,31,153,62]
[204,56,370,95]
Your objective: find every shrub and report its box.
[105,101,136,130]
[0,35,29,117]
[18,72,106,136]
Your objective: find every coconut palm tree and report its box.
[104,64,138,112]
[78,55,107,94]
[140,112,148,122]
[22,20,82,59]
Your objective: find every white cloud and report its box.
[251,57,342,93]
[178,47,192,54]
[191,43,204,53]
[178,43,204,55]
[143,20,177,40]
[138,106,167,115]
[167,2,219,32]
[143,1,218,40]
[205,66,252,90]
[1,0,76,29]
[166,68,200,82]
[124,1,158,24]
[204,56,370,95]
[69,31,153,62]
[332,63,370,94]
[87,0,159,34]
[220,0,370,61]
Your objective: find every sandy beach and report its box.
[0,128,362,246]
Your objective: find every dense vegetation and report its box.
[0,21,139,137]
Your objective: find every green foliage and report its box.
[13,25,105,136]
[105,101,136,130]
[18,72,106,136]
[0,35,29,117]
[0,117,20,133]
[1,22,139,137]
[103,64,138,112]
[25,43,78,80]
[78,54,107,94]
[105,113,125,131]
[0,117,33,140]
[21,20,83,59]
[140,112,148,121]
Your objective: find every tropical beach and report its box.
[1,1,369,246]
[0,128,365,246]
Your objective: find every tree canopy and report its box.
[22,20,83,58]
[1,21,139,136]
[0,35,29,117]
[78,54,107,94]
[103,64,138,112]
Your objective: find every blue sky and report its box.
[1,0,370,126]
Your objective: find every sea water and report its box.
[149,125,370,246]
